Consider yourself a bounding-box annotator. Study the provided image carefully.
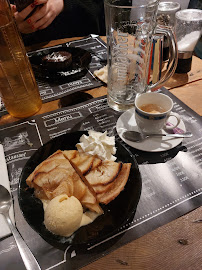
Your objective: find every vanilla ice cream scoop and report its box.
[44,194,83,237]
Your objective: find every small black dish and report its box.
[29,46,91,82]
[18,131,142,249]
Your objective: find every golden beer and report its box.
[0,1,42,118]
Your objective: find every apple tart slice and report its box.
[26,150,103,214]
[62,150,132,205]
[26,149,132,210]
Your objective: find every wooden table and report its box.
[1,37,202,270]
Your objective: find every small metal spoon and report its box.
[123,131,192,143]
[0,185,41,270]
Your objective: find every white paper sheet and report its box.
[0,144,15,238]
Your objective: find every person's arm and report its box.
[12,0,105,44]
[62,0,105,36]
[63,0,104,19]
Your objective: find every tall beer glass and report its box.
[0,0,42,118]
[104,0,177,111]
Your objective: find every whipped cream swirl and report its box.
[76,130,116,161]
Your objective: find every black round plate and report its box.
[29,47,91,82]
[18,131,142,249]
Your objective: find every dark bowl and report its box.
[18,131,142,249]
[29,47,91,82]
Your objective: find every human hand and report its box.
[10,4,17,14]
[13,0,64,34]
[29,0,64,30]
[13,0,46,33]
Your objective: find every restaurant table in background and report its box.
[0,37,202,270]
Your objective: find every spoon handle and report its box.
[148,132,192,138]
[4,212,41,270]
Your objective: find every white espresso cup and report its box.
[135,92,180,133]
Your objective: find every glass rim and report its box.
[175,9,202,21]
[157,1,181,12]
[104,0,159,9]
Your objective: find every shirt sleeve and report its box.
[62,0,106,36]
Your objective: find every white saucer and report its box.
[116,108,186,152]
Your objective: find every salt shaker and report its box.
[157,2,181,61]
[0,0,42,118]
[175,9,202,73]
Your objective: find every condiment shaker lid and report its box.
[157,2,181,27]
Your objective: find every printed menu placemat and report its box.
[0,35,106,117]
[0,88,201,270]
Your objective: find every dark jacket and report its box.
[19,0,106,46]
